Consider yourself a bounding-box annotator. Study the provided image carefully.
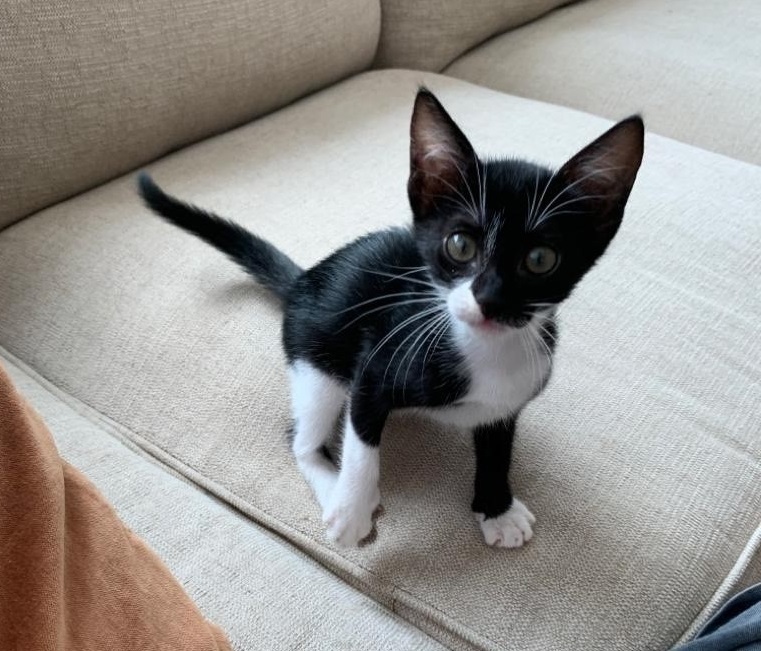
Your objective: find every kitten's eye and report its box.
[525,246,559,275]
[444,232,478,263]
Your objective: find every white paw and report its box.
[477,498,536,548]
[323,487,380,548]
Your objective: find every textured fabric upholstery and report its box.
[374,0,568,71]
[0,0,379,228]
[1,355,445,651]
[445,0,761,164]
[1,70,759,650]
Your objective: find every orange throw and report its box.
[0,364,230,651]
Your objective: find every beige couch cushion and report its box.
[1,70,760,650]
[445,0,761,165]
[374,0,567,71]
[1,353,445,651]
[0,0,379,229]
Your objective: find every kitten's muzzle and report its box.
[472,286,529,329]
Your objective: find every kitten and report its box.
[138,88,644,548]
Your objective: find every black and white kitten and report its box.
[139,89,644,548]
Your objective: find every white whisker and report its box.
[397,311,449,400]
[533,193,607,227]
[421,312,451,381]
[348,266,439,290]
[531,165,625,229]
[474,156,486,224]
[451,159,479,220]
[338,297,437,332]
[385,308,446,389]
[528,166,560,231]
[334,290,435,316]
[531,324,555,360]
[526,167,541,228]
[424,172,479,221]
[361,305,443,374]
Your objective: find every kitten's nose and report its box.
[473,288,506,319]
[475,296,504,320]
[472,281,505,320]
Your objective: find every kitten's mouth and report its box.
[473,318,504,333]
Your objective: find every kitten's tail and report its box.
[137,173,303,301]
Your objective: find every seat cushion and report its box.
[0,0,379,228]
[445,0,761,165]
[1,353,445,651]
[1,69,760,650]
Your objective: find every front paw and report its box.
[323,488,380,547]
[477,498,535,548]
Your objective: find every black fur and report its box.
[138,173,302,300]
[138,88,643,528]
[472,418,517,518]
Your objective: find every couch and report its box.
[2,1,759,649]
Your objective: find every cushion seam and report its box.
[677,522,761,644]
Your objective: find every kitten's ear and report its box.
[408,88,478,218]
[557,116,644,245]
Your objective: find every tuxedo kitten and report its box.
[139,89,644,548]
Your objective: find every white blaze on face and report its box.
[446,279,484,326]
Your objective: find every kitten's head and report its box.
[408,88,644,333]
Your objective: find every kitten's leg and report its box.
[289,360,347,510]
[323,392,387,547]
[472,418,535,548]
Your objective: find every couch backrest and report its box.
[0,0,379,229]
[374,0,569,71]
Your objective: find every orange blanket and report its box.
[0,364,230,651]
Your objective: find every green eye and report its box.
[525,246,559,275]
[445,232,478,263]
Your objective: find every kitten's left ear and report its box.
[558,116,644,247]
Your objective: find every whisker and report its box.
[526,167,541,228]
[528,166,560,231]
[429,192,479,221]
[533,194,607,227]
[361,305,443,373]
[536,322,558,344]
[531,165,625,229]
[425,312,453,377]
[334,290,435,316]
[451,159,479,221]
[474,155,486,225]
[420,313,451,381]
[531,325,555,360]
[380,266,435,283]
[385,309,445,390]
[396,311,448,400]
[423,172,479,221]
[337,297,437,332]
[349,266,440,290]
[408,312,450,390]
[382,264,428,272]
[521,328,537,392]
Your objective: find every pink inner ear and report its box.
[407,90,480,217]
[559,118,644,202]
[413,108,466,174]
[422,142,459,164]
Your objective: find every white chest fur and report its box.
[427,319,552,429]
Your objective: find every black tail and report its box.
[137,173,302,300]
